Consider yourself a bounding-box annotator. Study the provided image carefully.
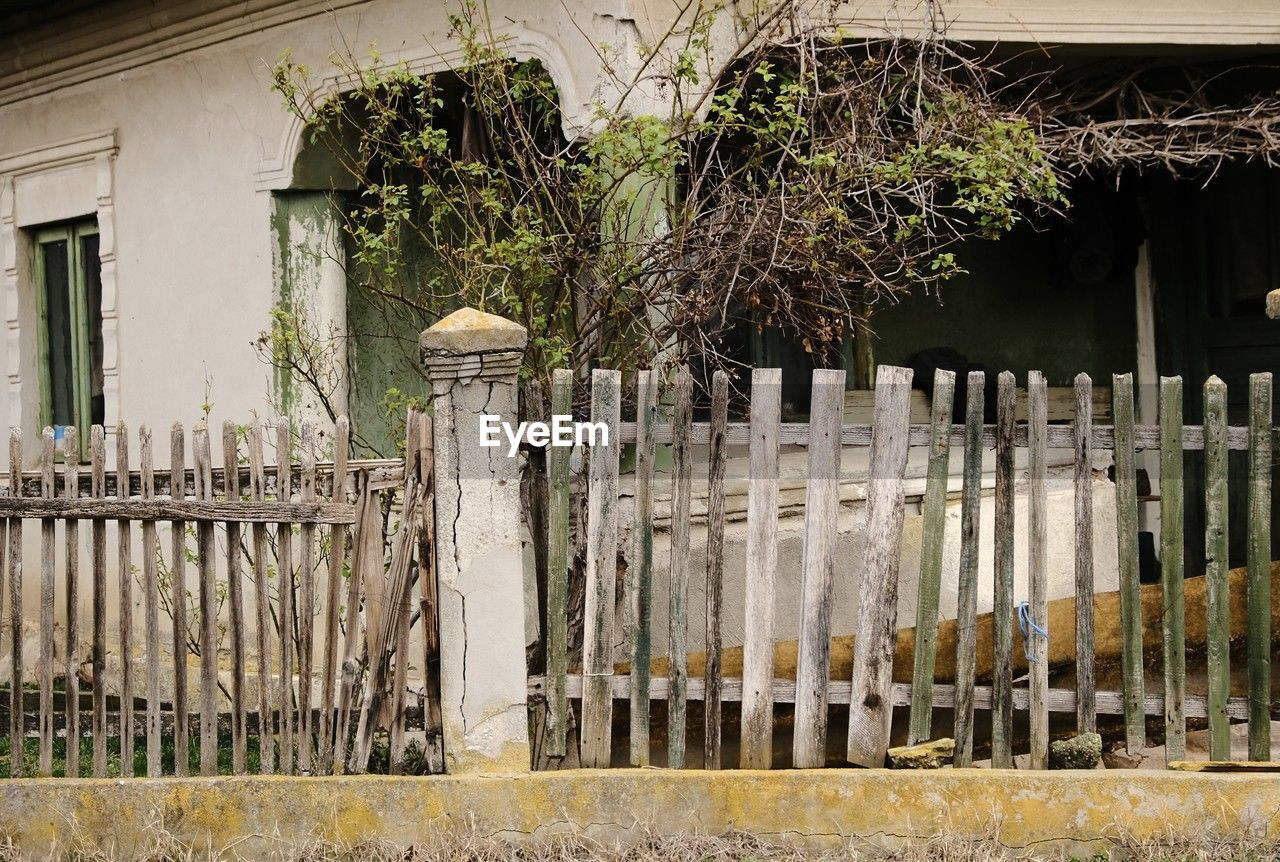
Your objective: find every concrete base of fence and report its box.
[2,769,1279,858]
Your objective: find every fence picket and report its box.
[1027,371,1050,770]
[38,427,54,776]
[793,368,846,768]
[992,372,1016,768]
[277,419,296,774]
[628,370,654,766]
[704,370,729,770]
[1074,373,1096,737]
[953,371,984,768]
[1112,374,1145,754]
[7,430,21,777]
[741,368,781,770]
[1247,373,1272,762]
[667,370,694,769]
[169,424,189,776]
[321,416,350,773]
[115,424,135,776]
[91,426,106,777]
[907,369,955,746]
[1160,377,1186,762]
[848,365,914,768]
[545,371,572,760]
[298,419,317,772]
[63,427,81,778]
[223,421,247,774]
[389,415,416,773]
[140,426,162,776]
[248,422,273,774]
[581,369,622,768]
[194,426,218,775]
[1204,375,1230,761]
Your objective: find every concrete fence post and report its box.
[420,307,531,773]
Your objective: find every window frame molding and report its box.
[0,130,119,446]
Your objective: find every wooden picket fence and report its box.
[530,366,1276,769]
[0,410,441,778]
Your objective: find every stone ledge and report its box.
[2,769,1278,859]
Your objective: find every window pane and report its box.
[80,232,104,427]
[42,238,75,428]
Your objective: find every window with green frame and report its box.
[33,220,104,437]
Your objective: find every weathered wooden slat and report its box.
[627,370,654,766]
[907,369,955,746]
[581,369,622,769]
[139,426,162,777]
[248,422,273,774]
[991,372,1015,768]
[848,365,914,768]
[63,427,81,778]
[1204,376,1231,761]
[223,421,247,775]
[952,372,984,769]
[667,370,694,770]
[415,412,443,774]
[536,676,1256,720]
[1113,373,1145,755]
[320,416,350,774]
[704,370,729,771]
[170,424,189,777]
[1073,373,1096,737]
[1027,371,1050,770]
[336,476,377,772]
[388,414,420,773]
[37,427,54,776]
[793,368,846,769]
[297,419,317,773]
[116,422,134,777]
[1248,373,1272,762]
[277,419,296,774]
[91,426,107,777]
[194,425,218,776]
[740,368,781,771]
[1160,377,1186,763]
[7,430,21,777]
[608,421,1265,450]
[0,498,355,523]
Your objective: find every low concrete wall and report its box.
[1,770,1277,859]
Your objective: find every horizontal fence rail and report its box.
[0,413,440,779]
[531,367,1278,771]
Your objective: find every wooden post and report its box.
[276,419,295,774]
[545,371,572,760]
[952,371,983,768]
[1159,377,1186,763]
[1073,374,1096,737]
[992,372,1015,768]
[1112,373,1145,755]
[116,423,134,777]
[90,426,106,777]
[7,429,21,777]
[848,365,914,768]
[1247,373,1272,762]
[1027,371,1049,770]
[581,369,622,769]
[194,425,218,776]
[139,426,162,776]
[169,424,189,776]
[63,427,81,778]
[740,368,781,770]
[297,419,317,772]
[704,370,728,770]
[667,369,693,769]
[248,422,273,774]
[1204,375,1230,761]
[38,427,54,776]
[793,368,846,769]
[223,421,247,774]
[907,369,955,746]
[628,370,655,767]
[320,417,350,773]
